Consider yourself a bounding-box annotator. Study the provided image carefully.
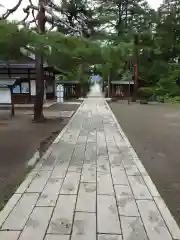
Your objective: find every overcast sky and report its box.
[0,0,163,21]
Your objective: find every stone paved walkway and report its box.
[0,85,180,240]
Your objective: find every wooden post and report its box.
[53,73,55,99]
[28,69,31,102]
[128,78,131,104]
[10,87,15,117]
[29,80,31,102]
[108,75,110,98]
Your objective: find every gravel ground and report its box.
[0,102,81,209]
[109,101,180,226]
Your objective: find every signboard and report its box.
[31,80,36,95]
[22,82,29,93]
[0,79,16,88]
[57,84,64,103]
[13,85,20,93]
[0,89,11,103]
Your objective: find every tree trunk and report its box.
[117,4,122,36]
[132,34,139,102]
[34,53,45,121]
[33,1,46,122]
[102,77,105,92]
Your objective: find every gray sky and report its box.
[0,0,163,21]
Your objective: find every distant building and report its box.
[91,74,102,83]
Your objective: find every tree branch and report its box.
[32,9,38,27]
[47,0,62,13]
[0,0,23,20]
[17,10,30,24]
[23,5,39,12]
[29,0,35,6]
[25,19,37,28]
[44,5,82,34]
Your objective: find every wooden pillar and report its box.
[53,73,55,99]
[108,75,110,97]
[66,85,68,100]
[29,80,31,102]
[28,70,31,102]
[112,85,115,96]
[19,83,22,93]
[10,87,15,117]
[8,66,10,78]
[77,84,80,98]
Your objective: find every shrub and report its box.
[138,87,153,98]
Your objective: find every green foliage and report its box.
[138,87,154,98]
[1,0,180,100]
[0,21,31,60]
[171,96,180,102]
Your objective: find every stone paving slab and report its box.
[97,172,114,195]
[81,163,96,183]
[45,235,70,240]
[0,231,20,240]
[98,235,122,240]
[26,171,52,193]
[60,172,81,195]
[71,212,96,240]
[121,216,148,240]
[0,194,22,227]
[18,207,53,240]
[36,178,63,207]
[76,183,96,212]
[1,193,39,231]
[128,175,152,200]
[47,195,76,234]
[97,195,121,234]
[0,84,180,240]
[111,167,129,185]
[115,185,139,217]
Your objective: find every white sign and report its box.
[22,82,29,93]
[31,80,36,96]
[0,89,11,103]
[57,84,64,103]
[0,79,16,87]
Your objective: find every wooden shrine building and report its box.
[0,57,62,104]
[56,80,90,100]
[110,76,134,98]
[56,80,81,100]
